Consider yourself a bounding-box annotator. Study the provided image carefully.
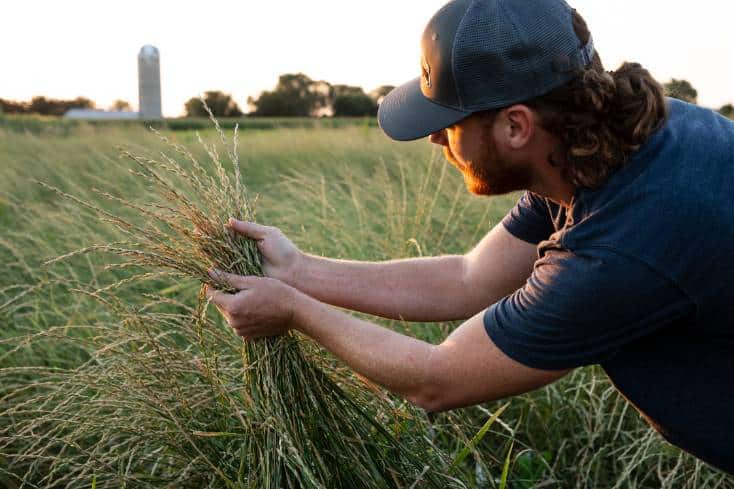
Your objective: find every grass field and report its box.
[0,114,378,136]
[0,120,732,487]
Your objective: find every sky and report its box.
[2,0,732,117]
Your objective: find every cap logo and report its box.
[421,57,432,89]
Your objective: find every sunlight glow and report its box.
[1,0,731,116]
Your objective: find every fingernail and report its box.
[228,217,236,226]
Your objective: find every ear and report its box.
[500,105,534,150]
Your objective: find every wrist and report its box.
[284,251,309,288]
[288,287,315,334]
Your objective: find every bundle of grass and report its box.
[12,111,465,487]
[0,290,458,487]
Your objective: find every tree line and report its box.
[0,96,96,116]
[0,97,133,116]
[663,79,732,117]
[2,76,732,119]
[181,75,731,119]
[184,74,394,118]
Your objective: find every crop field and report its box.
[0,120,732,488]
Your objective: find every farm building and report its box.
[64,45,163,120]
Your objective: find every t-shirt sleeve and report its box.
[484,244,694,370]
[501,191,558,245]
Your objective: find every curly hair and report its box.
[522,11,668,188]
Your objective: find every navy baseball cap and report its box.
[378,0,595,141]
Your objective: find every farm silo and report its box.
[138,45,162,119]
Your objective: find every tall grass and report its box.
[1,117,463,487]
[0,121,732,487]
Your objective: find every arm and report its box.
[293,294,569,411]
[206,275,568,411]
[229,219,537,322]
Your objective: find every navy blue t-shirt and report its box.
[484,98,734,473]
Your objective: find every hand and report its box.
[227,218,302,284]
[205,269,298,339]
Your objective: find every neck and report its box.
[529,172,576,208]
[524,138,576,208]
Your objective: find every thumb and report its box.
[209,268,260,290]
[228,218,269,240]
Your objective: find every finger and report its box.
[227,218,269,240]
[205,284,236,310]
[208,269,261,290]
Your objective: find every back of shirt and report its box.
[486,99,734,473]
[568,98,734,323]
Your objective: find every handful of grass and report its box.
[24,112,459,487]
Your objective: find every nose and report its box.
[429,129,448,146]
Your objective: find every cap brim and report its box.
[378,77,471,141]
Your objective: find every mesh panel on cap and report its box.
[453,0,581,111]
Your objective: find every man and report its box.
[207,0,734,474]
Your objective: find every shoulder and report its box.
[531,244,674,303]
[485,243,694,369]
[663,97,734,145]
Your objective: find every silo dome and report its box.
[139,45,159,59]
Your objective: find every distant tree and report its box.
[0,98,28,114]
[184,91,243,118]
[29,97,53,115]
[719,104,733,119]
[328,85,377,116]
[110,99,132,112]
[28,96,95,116]
[0,96,94,116]
[247,92,300,117]
[249,73,331,117]
[333,93,378,117]
[369,85,396,105]
[184,98,206,117]
[331,84,364,98]
[663,79,698,104]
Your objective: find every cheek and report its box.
[446,137,464,159]
[443,146,456,163]
[448,132,484,168]
[444,143,466,170]
[445,138,465,161]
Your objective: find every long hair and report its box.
[523,11,668,188]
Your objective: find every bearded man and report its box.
[207,0,734,473]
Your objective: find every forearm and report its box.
[288,253,481,321]
[291,291,568,413]
[292,290,437,403]
[207,269,565,412]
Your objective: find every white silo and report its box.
[138,45,162,119]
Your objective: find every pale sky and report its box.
[2,0,732,117]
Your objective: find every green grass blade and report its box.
[451,402,510,468]
[499,440,514,489]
